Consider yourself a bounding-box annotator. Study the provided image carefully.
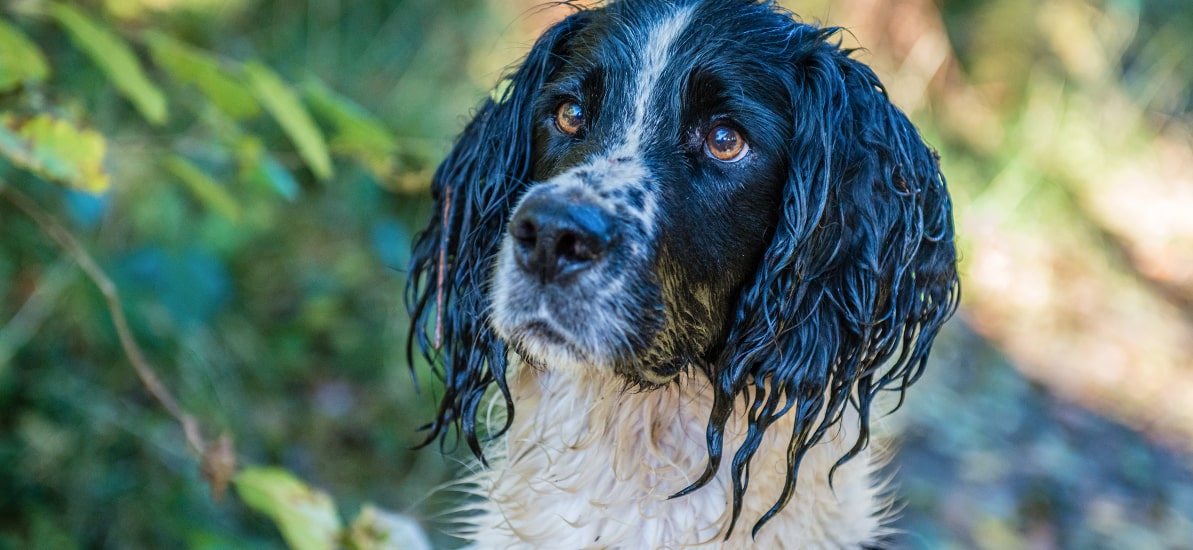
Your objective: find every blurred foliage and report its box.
[0,0,517,547]
[232,466,430,550]
[1,0,1192,549]
[234,467,344,550]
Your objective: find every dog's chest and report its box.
[460,364,886,549]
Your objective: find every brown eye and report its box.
[705,125,748,162]
[555,101,584,135]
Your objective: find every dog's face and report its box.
[490,5,789,384]
[409,0,959,535]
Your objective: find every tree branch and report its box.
[0,182,236,499]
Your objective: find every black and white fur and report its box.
[407,0,959,547]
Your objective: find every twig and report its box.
[0,258,76,369]
[435,184,453,350]
[0,182,234,497]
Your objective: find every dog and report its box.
[407,0,959,547]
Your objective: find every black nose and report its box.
[510,194,614,283]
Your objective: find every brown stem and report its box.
[435,184,453,350]
[0,183,207,455]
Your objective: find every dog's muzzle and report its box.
[509,191,617,284]
[493,172,661,377]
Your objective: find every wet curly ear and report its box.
[406,11,591,461]
[680,26,961,538]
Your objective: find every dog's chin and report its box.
[495,318,680,387]
[501,320,595,372]
[491,243,681,385]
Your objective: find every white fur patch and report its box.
[624,5,695,154]
[588,6,697,234]
[450,360,893,548]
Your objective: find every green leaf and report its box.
[164,156,242,221]
[0,114,109,192]
[346,505,431,550]
[302,78,396,177]
[145,32,260,120]
[0,18,49,92]
[239,142,300,201]
[234,467,342,550]
[47,3,167,125]
[243,62,333,181]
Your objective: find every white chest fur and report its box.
[455,360,890,549]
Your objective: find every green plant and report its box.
[0,1,470,546]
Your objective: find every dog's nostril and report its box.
[513,219,538,246]
[556,231,598,263]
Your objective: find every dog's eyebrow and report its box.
[683,68,729,108]
[540,61,606,96]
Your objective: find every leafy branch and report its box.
[0,2,435,547]
[1,179,431,549]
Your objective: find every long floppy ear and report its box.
[683,28,961,537]
[406,12,590,460]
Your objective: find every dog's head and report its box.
[408,0,959,535]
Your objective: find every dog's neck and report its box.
[457,357,890,549]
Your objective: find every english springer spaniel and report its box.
[408,0,959,547]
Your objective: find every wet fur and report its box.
[407,0,959,546]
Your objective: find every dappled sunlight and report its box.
[951,58,1193,450]
[1088,138,1193,295]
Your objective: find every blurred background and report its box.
[1,0,1191,548]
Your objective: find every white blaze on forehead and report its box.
[537,6,696,239]
[622,5,695,153]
